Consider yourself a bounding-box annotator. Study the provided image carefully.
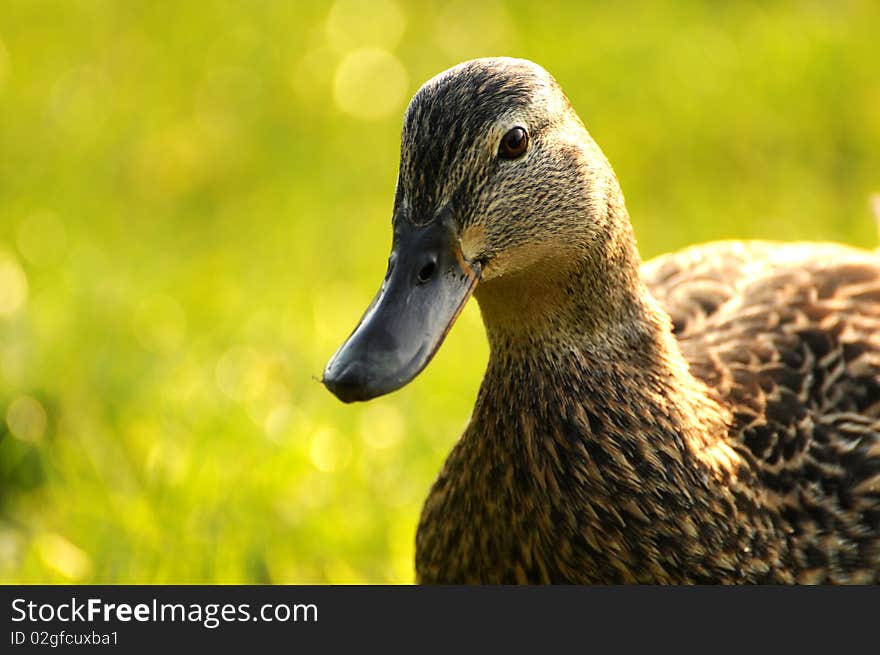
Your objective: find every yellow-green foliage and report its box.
[1,1,878,583]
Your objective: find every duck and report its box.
[322,57,880,584]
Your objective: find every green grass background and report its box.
[1,0,878,583]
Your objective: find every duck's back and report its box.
[643,240,880,582]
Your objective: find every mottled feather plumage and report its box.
[644,242,880,582]
[386,58,880,584]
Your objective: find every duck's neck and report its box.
[475,271,739,491]
[474,197,741,488]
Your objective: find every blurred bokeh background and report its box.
[1,0,879,583]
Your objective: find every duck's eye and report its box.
[498,127,528,159]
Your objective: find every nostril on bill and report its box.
[417,259,437,284]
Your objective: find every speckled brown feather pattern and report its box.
[644,242,880,582]
[393,58,880,584]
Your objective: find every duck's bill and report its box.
[322,217,481,403]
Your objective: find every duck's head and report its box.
[324,57,635,403]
